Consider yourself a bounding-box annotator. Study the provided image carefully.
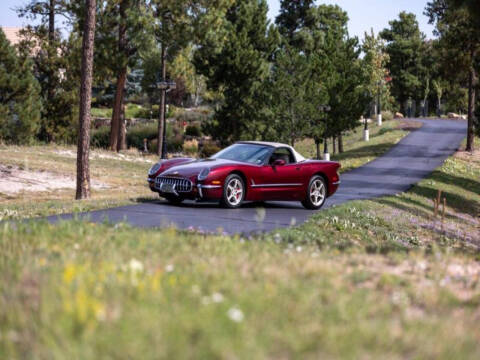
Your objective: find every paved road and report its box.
[48,119,466,234]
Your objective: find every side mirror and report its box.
[273,159,286,166]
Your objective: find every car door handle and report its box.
[296,167,301,170]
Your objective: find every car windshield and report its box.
[211,143,272,164]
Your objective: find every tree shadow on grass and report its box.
[333,142,397,161]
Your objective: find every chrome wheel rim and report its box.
[226,178,243,206]
[310,179,326,206]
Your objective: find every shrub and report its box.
[199,142,221,158]
[185,125,201,137]
[183,139,198,155]
[148,135,183,154]
[382,111,393,121]
[91,127,110,148]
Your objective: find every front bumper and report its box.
[148,177,222,200]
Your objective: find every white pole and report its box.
[323,153,330,161]
[377,113,382,126]
[364,129,369,141]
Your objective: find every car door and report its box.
[255,147,304,200]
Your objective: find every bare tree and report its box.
[76,0,96,199]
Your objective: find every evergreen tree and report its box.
[268,47,321,146]
[426,0,479,150]
[0,29,42,144]
[16,0,77,143]
[380,12,429,114]
[194,0,279,144]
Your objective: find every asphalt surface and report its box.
[47,119,467,234]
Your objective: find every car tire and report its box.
[163,194,184,205]
[301,175,327,210]
[221,174,245,209]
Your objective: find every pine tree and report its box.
[16,0,77,143]
[194,0,279,144]
[380,12,429,114]
[0,29,42,144]
[426,0,479,150]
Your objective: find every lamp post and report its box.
[318,105,331,161]
[157,80,176,159]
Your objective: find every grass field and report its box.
[1,126,479,358]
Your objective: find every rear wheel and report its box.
[221,174,245,208]
[162,194,184,205]
[301,175,327,210]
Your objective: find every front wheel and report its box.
[221,174,245,208]
[301,175,327,210]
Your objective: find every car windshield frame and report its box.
[210,143,273,165]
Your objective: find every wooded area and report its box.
[0,0,478,198]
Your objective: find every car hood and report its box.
[160,158,247,178]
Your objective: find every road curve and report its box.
[47,119,467,234]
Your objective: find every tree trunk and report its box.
[323,137,328,154]
[332,136,336,154]
[76,0,96,200]
[109,68,127,151]
[117,101,127,151]
[315,139,320,160]
[157,43,167,156]
[338,133,344,153]
[466,54,476,152]
[109,0,128,152]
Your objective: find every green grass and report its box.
[91,104,148,119]
[1,137,479,358]
[1,220,479,359]
[296,120,418,173]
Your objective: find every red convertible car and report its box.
[147,141,340,209]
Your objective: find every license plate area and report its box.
[160,183,176,194]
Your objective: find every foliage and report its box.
[0,29,42,144]
[362,30,395,112]
[183,139,198,155]
[267,48,321,146]
[199,142,221,158]
[16,1,79,143]
[426,0,480,150]
[380,12,430,112]
[194,0,279,144]
[185,124,201,137]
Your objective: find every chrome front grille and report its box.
[155,176,193,192]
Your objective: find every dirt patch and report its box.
[454,149,480,162]
[53,149,155,163]
[0,164,109,196]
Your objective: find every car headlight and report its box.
[197,168,210,181]
[148,163,161,175]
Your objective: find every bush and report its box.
[148,135,184,154]
[185,125,201,137]
[199,142,221,158]
[183,139,198,155]
[91,121,186,152]
[91,127,111,148]
[382,111,393,121]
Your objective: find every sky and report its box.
[1,0,435,40]
[267,0,435,39]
